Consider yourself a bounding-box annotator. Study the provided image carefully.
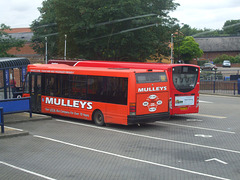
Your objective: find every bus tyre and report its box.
[93,110,105,126]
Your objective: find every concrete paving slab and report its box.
[0,127,29,139]
[0,112,52,138]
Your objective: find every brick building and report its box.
[195,36,240,61]
[5,28,43,63]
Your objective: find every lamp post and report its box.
[170,34,173,64]
[64,34,67,60]
[45,37,47,64]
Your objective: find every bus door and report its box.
[30,74,42,112]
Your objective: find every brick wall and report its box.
[200,51,240,61]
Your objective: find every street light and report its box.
[64,34,67,60]
[45,37,48,64]
[170,34,173,64]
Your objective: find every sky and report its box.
[171,0,240,29]
[0,0,240,30]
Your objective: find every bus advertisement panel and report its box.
[23,64,170,125]
[72,60,200,115]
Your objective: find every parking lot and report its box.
[0,94,240,180]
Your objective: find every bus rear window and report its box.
[135,72,167,84]
[172,66,199,92]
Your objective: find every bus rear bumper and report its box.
[127,112,170,125]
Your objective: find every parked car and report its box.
[222,60,231,68]
[200,63,217,71]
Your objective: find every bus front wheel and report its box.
[93,110,105,126]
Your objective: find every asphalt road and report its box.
[202,67,240,75]
[217,67,240,75]
[1,94,240,180]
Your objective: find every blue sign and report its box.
[22,67,27,81]
[5,69,9,86]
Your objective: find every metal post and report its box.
[0,108,4,133]
[170,34,173,64]
[45,37,48,64]
[213,81,215,93]
[238,78,240,95]
[64,34,67,60]
[214,69,217,81]
[234,82,236,95]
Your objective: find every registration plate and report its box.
[180,107,188,111]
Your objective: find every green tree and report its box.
[180,24,203,36]
[213,54,238,64]
[174,36,203,63]
[31,0,59,59]
[222,19,240,35]
[0,24,24,57]
[31,0,179,61]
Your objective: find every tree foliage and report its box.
[223,20,240,35]
[174,36,203,63]
[213,54,240,64]
[180,19,240,37]
[0,24,24,57]
[31,0,179,61]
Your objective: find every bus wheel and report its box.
[93,110,105,126]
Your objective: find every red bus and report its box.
[71,61,200,115]
[23,64,170,125]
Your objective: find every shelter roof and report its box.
[0,57,30,69]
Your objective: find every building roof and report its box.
[4,28,32,33]
[195,36,240,52]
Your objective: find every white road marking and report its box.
[5,126,24,131]
[55,119,240,154]
[0,161,56,180]
[186,119,203,122]
[156,121,235,134]
[185,113,227,119]
[200,100,213,103]
[34,135,230,180]
[195,134,213,138]
[205,158,228,165]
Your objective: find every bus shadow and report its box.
[53,115,201,132]
[161,115,202,122]
[53,115,167,131]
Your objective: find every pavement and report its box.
[0,112,52,139]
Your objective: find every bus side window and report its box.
[61,74,69,97]
[69,75,87,99]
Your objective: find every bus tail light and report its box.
[130,103,136,115]
[169,98,172,110]
[196,96,199,107]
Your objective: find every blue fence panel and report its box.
[0,97,32,117]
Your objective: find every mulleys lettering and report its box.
[45,97,92,110]
[138,86,167,93]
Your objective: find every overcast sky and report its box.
[171,0,240,29]
[0,0,240,30]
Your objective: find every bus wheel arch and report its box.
[92,109,105,126]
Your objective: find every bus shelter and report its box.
[0,57,30,99]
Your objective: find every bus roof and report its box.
[28,64,165,77]
[74,60,200,70]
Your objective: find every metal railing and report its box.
[200,80,239,95]
[200,68,240,95]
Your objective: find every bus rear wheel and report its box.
[93,110,105,126]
